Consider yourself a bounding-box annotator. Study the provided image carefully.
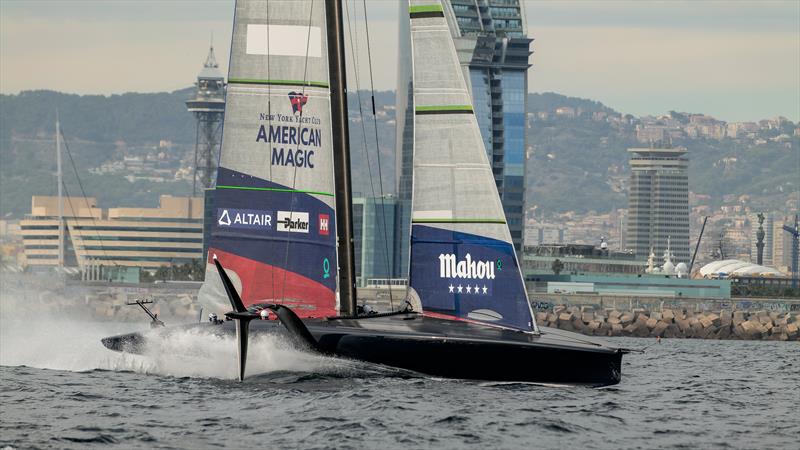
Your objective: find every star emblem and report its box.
[482,285,488,294]
[448,284,454,293]
[474,284,480,293]
[466,285,472,294]
[457,284,463,293]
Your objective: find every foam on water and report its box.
[0,281,348,380]
[0,315,345,380]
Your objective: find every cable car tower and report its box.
[186,42,226,195]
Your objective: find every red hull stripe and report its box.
[209,248,337,318]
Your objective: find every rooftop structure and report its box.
[699,259,785,278]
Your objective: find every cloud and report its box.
[528,25,800,121]
[1,0,798,121]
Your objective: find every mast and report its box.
[326,0,357,315]
[56,111,64,269]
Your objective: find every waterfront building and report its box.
[20,196,203,279]
[526,273,731,299]
[522,243,645,276]
[626,146,691,264]
[523,243,730,299]
[395,0,533,277]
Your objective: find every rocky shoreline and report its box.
[535,305,800,341]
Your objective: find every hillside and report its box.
[525,93,798,215]
[1,89,797,219]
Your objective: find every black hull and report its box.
[102,313,624,387]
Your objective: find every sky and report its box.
[1,0,798,122]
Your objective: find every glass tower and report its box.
[396,0,532,277]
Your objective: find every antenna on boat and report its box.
[125,299,165,328]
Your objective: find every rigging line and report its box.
[58,180,110,273]
[59,126,119,267]
[361,0,395,307]
[345,0,393,310]
[344,0,389,302]
[280,0,316,305]
[345,6,377,204]
[265,0,277,302]
[344,0,379,202]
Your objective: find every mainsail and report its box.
[406,0,537,332]
[202,0,338,317]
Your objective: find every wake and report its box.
[0,279,347,380]
[0,316,345,380]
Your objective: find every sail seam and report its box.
[228,78,329,88]
[216,185,334,197]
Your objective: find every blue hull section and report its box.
[410,225,534,331]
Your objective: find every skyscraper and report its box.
[626,146,691,264]
[395,0,533,277]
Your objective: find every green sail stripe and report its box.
[216,185,334,197]
[412,218,506,224]
[228,78,329,88]
[409,5,444,14]
[415,105,474,113]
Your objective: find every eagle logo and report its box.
[288,92,308,114]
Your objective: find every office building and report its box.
[626,146,691,264]
[21,195,204,279]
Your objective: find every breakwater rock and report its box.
[535,306,800,341]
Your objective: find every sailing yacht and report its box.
[102,0,628,386]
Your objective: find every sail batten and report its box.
[200,0,339,317]
[407,0,537,332]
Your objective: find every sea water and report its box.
[1,296,798,449]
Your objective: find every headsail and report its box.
[203,0,338,317]
[406,0,537,332]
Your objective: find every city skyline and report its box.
[1,1,798,122]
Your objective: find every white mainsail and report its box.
[200,0,339,317]
[406,0,537,332]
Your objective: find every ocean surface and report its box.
[1,315,798,449]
